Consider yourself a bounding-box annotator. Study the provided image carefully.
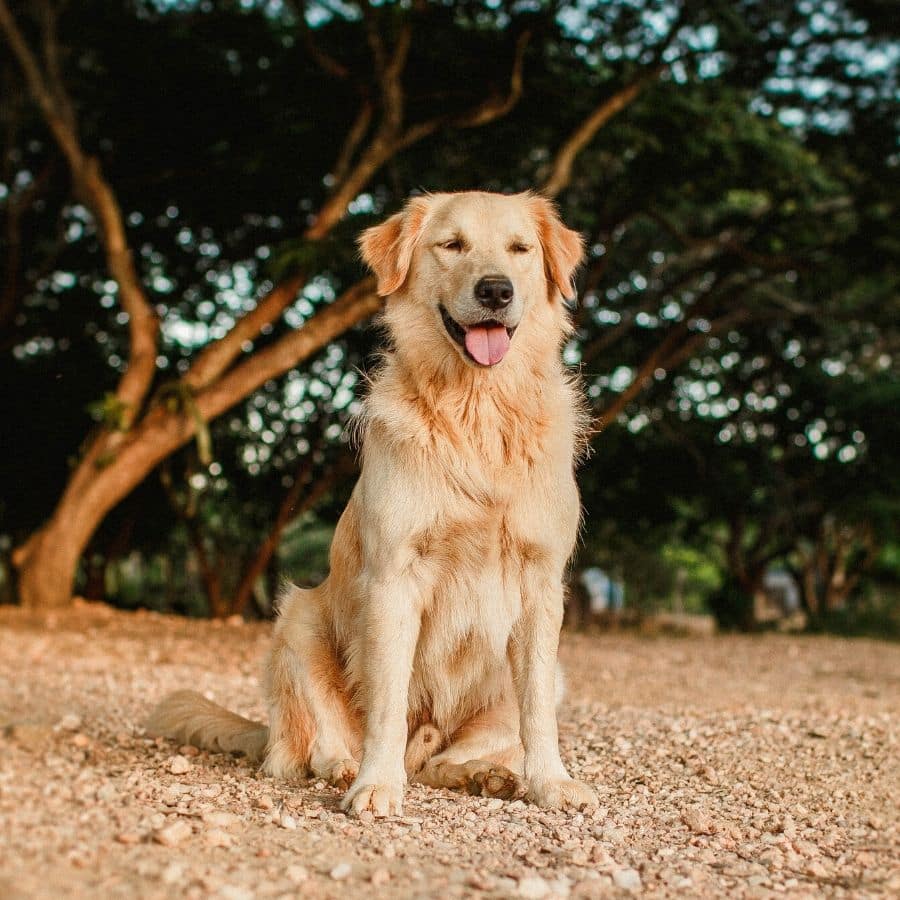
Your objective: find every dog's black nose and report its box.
[474,275,514,310]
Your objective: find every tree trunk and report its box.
[185,518,227,618]
[0,550,18,605]
[13,281,381,608]
[229,453,354,617]
[801,557,820,615]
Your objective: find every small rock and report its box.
[168,755,192,775]
[485,798,504,811]
[71,733,90,748]
[219,888,253,900]
[59,713,82,731]
[178,744,200,757]
[95,783,119,803]
[154,820,192,847]
[279,813,297,830]
[254,795,274,811]
[517,875,551,898]
[682,809,716,835]
[201,810,242,831]
[204,828,232,848]
[161,863,183,885]
[287,865,309,883]
[370,868,390,885]
[330,863,352,880]
[114,831,141,845]
[612,868,642,892]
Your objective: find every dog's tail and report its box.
[146,690,268,760]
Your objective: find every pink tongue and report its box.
[464,324,510,366]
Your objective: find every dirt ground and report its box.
[0,602,897,899]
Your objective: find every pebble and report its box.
[330,862,352,880]
[219,887,253,900]
[95,783,119,803]
[1,607,893,900]
[204,828,232,848]
[682,809,716,835]
[168,755,192,775]
[517,875,551,898]
[201,810,242,830]
[161,863,183,885]
[612,868,642,892]
[154,820,192,847]
[114,832,141,845]
[287,865,309,883]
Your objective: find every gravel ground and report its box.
[0,601,897,899]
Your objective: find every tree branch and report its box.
[591,303,758,433]
[397,30,530,148]
[0,0,159,426]
[541,65,663,199]
[330,99,374,187]
[183,273,306,391]
[294,0,351,80]
[194,276,381,423]
[230,448,356,617]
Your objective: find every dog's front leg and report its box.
[341,572,422,818]
[510,572,597,810]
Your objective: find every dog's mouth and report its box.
[439,305,517,367]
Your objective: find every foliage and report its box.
[0,0,897,629]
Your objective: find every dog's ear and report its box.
[358,197,431,296]
[528,195,584,302]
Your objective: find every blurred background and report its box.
[0,0,897,635]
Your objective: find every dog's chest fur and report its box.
[340,355,583,733]
[389,379,577,731]
[408,506,526,729]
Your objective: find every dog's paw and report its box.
[341,780,404,817]
[474,765,527,800]
[526,777,597,810]
[312,757,359,791]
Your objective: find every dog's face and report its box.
[360,192,583,368]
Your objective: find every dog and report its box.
[148,190,597,816]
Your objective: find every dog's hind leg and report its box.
[412,695,525,800]
[263,586,361,788]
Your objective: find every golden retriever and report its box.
[148,190,597,816]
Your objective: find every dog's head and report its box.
[359,191,583,369]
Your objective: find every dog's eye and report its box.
[439,239,464,252]
[509,242,531,254]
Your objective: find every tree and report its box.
[1,0,896,618]
[0,0,534,606]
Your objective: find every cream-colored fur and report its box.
[147,191,597,816]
